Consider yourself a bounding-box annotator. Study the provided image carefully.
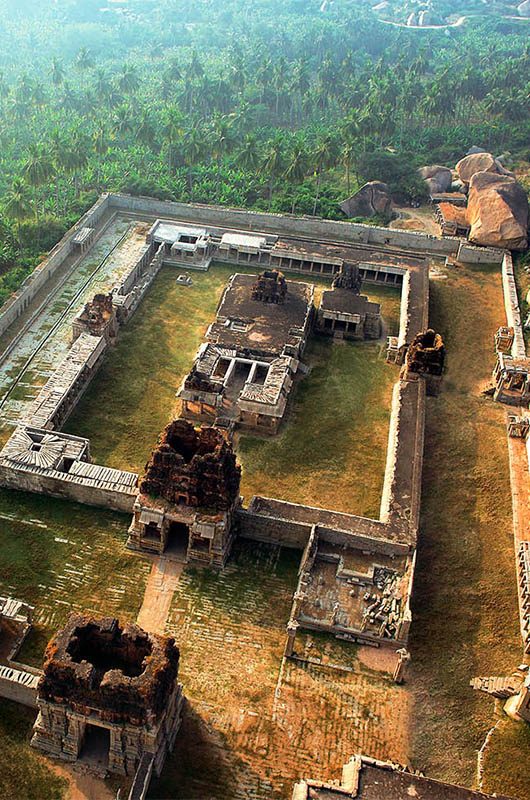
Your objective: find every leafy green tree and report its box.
[3,179,33,240]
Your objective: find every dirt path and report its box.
[136,557,184,634]
[50,763,114,800]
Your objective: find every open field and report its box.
[0,489,150,666]
[409,263,529,798]
[153,540,408,800]
[237,337,396,518]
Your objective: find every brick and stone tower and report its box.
[31,613,183,777]
[128,420,241,567]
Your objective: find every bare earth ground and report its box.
[409,263,530,798]
[151,542,409,800]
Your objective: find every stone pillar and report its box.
[62,714,84,759]
[393,648,411,685]
[109,726,127,775]
[285,620,299,658]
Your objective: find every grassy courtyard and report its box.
[65,264,401,521]
[0,489,150,665]
[409,263,529,798]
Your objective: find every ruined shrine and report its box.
[31,613,183,777]
[179,273,313,433]
[251,269,287,303]
[317,263,381,341]
[72,293,118,343]
[128,420,241,566]
[401,328,445,395]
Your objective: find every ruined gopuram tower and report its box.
[128,419,241,567]
[401,328,445,396]
[31,613,183,777]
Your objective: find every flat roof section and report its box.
[208,273,313,356]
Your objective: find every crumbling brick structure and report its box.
[72,293,118,343]
[252,269,287,304]
[401,328,445,395]
[31,613,183,777]
[332,263,362,294]
[128,420,241,567]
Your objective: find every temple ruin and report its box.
[0,191,524,798]
[317,264,381,341]
[179,271,314,433]
[128,420,241,566]
[31,613,183,777]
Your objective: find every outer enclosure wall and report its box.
[0,195,110,338]
[110,194,462,254]
[0,465,134,513]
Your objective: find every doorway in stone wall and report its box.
[166,521,190,560]
[80,723,110,769]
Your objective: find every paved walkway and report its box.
[136,557,183,634]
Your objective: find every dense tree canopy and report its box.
[0,0,528,304]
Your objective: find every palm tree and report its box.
[67,132,89,198]
[119,64,140,96]
[136,109,157,151]
[94,69,112,101]
[182,126,206,200]
[284,145,308,213]
[50,57,65,88]
[113,104,133,138]
[261,138,284,207]
[76,47,94,72]
[210,116,235,194]
[341,142,355,196]
[311,135,339,216]
[93,126,110,185]
[4,179,33,241]
[23,144,53,222]
[236,134,261,173]
[163,107,184,174]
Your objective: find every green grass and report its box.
[64,263,401,485]
[483,716,530,798]
[0,489,150,666]
[238,336,396,517]
[0,700,66,800]
[409,265,527,796]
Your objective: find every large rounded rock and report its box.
[518,1,530,17]
[340,182,392,218]
[467,172,529,251]
[419,165,453,193]
[456,152,513,185]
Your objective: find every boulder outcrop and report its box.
[467,172,529,251]
[456,152,513,185]
[340,181,392,218]
[419,165,453,194]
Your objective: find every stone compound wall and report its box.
[0,462,135,513]
[502,251,526,359]
[0,664,40,708]
[0,192,505,342]
[0,195,111,338]
[237,508,312,548]
[107,193,505,264]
